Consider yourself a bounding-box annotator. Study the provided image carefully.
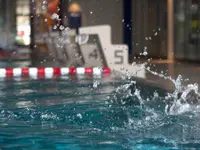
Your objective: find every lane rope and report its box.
[0,67,111,78]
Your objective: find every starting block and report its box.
[34,25,146,78]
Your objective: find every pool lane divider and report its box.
[0,67,111,78]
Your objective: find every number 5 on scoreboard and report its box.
[114,50,124,64]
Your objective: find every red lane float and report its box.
[0,67,111,78]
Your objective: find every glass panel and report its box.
[33,0,61,57]
[16,16,31,45]
[16,0,30,15]
[0,0,16,49]
[35,0,59,33]
[16,0,30,45]
[190,0,199,43]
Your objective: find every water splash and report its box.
[140,46,148,56]
[107,67,200,149]
[165,83,200,115]
[145,66,200,115]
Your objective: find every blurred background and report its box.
[0,0,199,64]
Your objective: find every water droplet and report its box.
[154,91,159,98]
[120,66,125,70]
[59,25,65,30]
[76,113,82,119]
[143,51,148,56]
[51,13,59,20]
[53,25,57,30]
[75,53,79,57]
[93,81,100,88]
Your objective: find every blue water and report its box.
[0,75,200,150]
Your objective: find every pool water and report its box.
[0,74,200,149]
[0,76,129,150]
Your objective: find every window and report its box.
[16,0,30,45]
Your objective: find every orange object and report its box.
[47,0,59,14]
[68,3,82,13]
[46,14,53,27]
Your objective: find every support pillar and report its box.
[167,0,174,61]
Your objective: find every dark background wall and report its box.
[63,0,168,59]
[0,0,16,49]
[32,0,169,60]
[65,0,124,44]
[131,0,168,59]
[174,0,200,61]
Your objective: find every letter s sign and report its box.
[114,50,124,64]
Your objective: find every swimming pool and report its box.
[0,62,200,149]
